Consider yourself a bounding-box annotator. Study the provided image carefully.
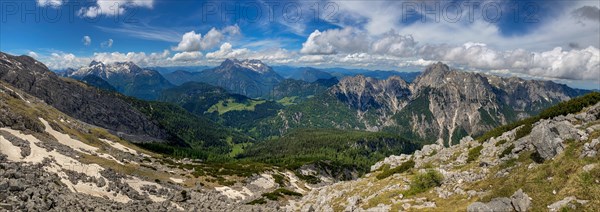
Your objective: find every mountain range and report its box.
[265,62,585,145]
[1,51,599,211]
[63,61,174,100]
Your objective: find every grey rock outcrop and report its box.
[522,120,582,161]
[467,189,531,212]
[547,196,589,212]
[580,139,599,158]
[511,189,532,212]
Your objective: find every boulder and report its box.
[467,189,532,212]
[580,139,599,158]
[468,197,512,212]
[511,189,531,212]
[547,196,589,212]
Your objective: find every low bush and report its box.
[499,144,515,158]
[467,145,484,163]
[376,160,415,180]
[514,123,533,140]
[405,169,444,196]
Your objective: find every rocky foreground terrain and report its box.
[289,99,600,211]
[2,72,599,212]
[0,81,299,211]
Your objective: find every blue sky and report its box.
[0,0,599,89]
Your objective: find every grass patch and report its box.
[207,98,266,115]
[376,160,415,180]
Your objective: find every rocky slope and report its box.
[66,61,173,100]
[0,79,311,211]
[288,94,600,211]
[0,52,170,143]
[275,62,585,145]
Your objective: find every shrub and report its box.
[467,145,484,163]
[499,144,515,158]
[247,198,267,205]
[275,188,302,197]
[405,169,444,195]
[260,188,303,201]
[261,192,282,200]
[495,140,507,147]
[514,123,533,140]
[272,174,286,187]
[376,160,415,180]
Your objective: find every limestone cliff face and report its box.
[329,62,584,145]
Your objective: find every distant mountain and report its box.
[273,66,420,83]
[164,70,198,86]
[276,67,334,83]
[261,62,587,145]
[360,71,420,82]
[66,61,173,100]
[145,65,211,74]
[193,59,284,98]
[0,52,172,143]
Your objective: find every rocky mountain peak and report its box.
[71,60,144,79]
[219,58,271,74]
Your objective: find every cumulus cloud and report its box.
[418,42,600,80]
[44,52,91,70]
[301,28,419,57]
[205,43,251,59]
[172,25,241,52]
[101,39,114,48]
[371,31,418,57]
[82,36,92,46]
[169,52,203,62]
[78,0,154,18]
[300,28,368,55]
[92,50,170,67]
[36,0,62,7]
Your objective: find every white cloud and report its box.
[172,25,241,52]
[36,0,62,7]
[300,28,368,55]
[169,52,203,62]
[27,51,39,58]
[101,39,114,48]
[205,43,250,60]
[301,28,418,57]
[82,36,92,46]
[91,50,170,67]
[78,0,154,18]
[371,31,418,57]
[172,31,202,52]
[44,52,91,70]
